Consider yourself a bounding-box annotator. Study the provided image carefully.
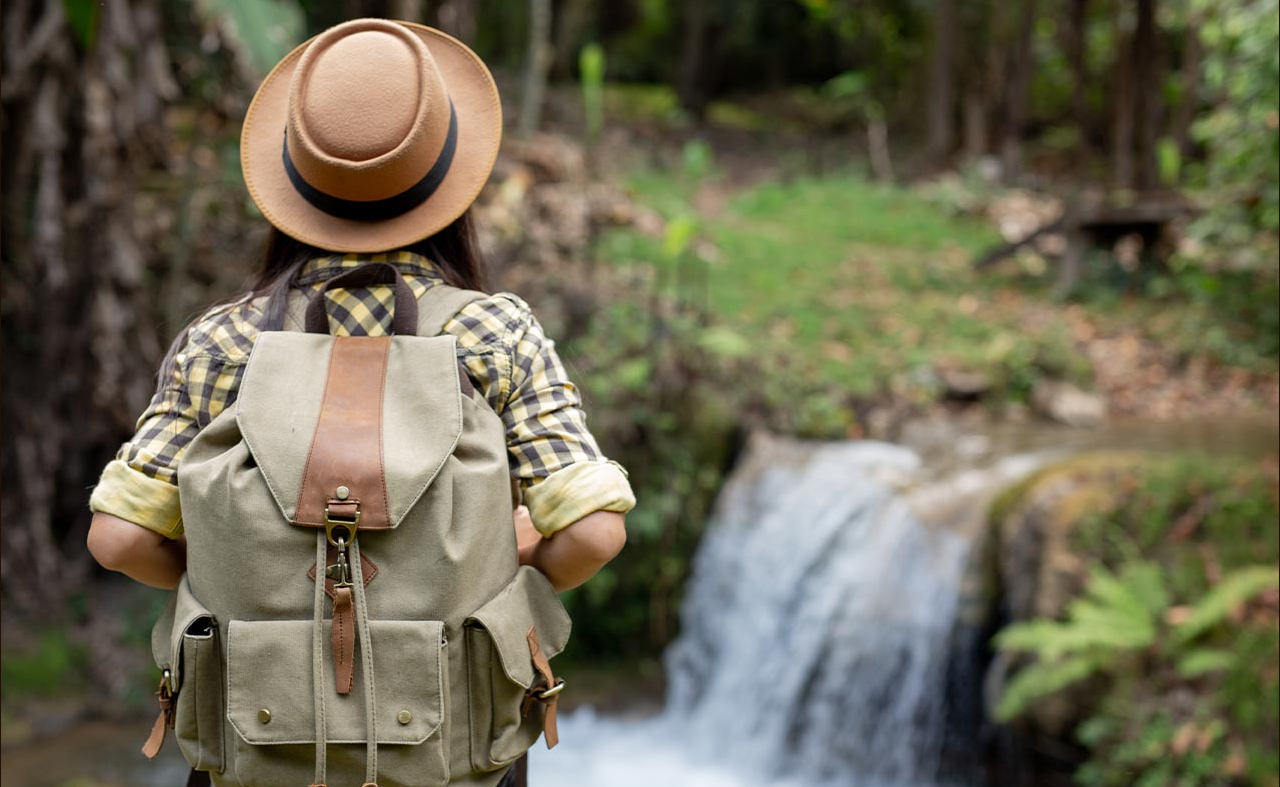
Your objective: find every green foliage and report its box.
[597,168,1128,430]
[579,44,606,141]
[996,562,1276,720]
[1188,0,1280,239]
[995,456,1280,786]
[0,629,86,698]
[1175,566,1280,643]
[197,0,304,77]
[1167,0,1280,366]
[62,0,100,51]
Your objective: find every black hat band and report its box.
[282,100,457,222]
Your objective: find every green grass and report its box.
[594,168,1106,432]
[595,163,1278,436]
[0,629,86,699]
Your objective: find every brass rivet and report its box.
[335,485,350,500]
[258,708,271,724]
[396,709,412,725]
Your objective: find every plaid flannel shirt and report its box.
[89,251,634,538]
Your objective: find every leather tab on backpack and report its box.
[332,585,355,695]
[140,675,174,759]
[525,626,560,749]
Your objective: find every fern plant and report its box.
[995,560,1279,785]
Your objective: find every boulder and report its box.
[1031,380,1106,427]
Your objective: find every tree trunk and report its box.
[552,0,594,79]
[389,0,425,23]
[1000,0,1038,182]
[1,0,178,616]
[676,0,711,120]
[1111,3,1136,189]
[1173,12,1201,160]
[1067,0,1090,150]
[926,0,957,166]
[434,0,477,45]
[1132,0,1160,190]
[963,89,989,161]
[518,0,552,137]
[867,118,895,182]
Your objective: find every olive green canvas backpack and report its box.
[143,264,570,786]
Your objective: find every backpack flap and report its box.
[236,331,463,529]
[151,575,216,683]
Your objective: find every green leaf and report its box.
[1157,137,1182,185]
[1175,565,1279,643]
[198,0,304,77]
[1176,647,1236,677]
[662,215,698,260]
[62,0,99,51]
[995,655,1101,721]
[579,43,605,140]
[680,139,714,181]
[697,326,752,359]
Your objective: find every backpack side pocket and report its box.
[464,566,571,771]
[170,576,224,773]
[175,617,224,772]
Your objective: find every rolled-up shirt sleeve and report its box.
[522,460,635,538]
[89,459,183,538]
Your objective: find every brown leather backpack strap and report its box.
[293,336,393,530]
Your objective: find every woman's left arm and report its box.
[514,506,626,591]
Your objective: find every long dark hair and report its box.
[158,210,488,383]
[254,209,489,329]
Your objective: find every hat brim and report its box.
[241,22,501,253]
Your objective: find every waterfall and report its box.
[532,435,1043,787]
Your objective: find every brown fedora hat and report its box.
[241,18,501,253]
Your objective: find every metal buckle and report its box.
[324,502,360,546]
[536,678,566,700]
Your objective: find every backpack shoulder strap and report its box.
[415,283,488,337]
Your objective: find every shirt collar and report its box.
[295,250,442,286]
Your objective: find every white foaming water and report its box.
[531,438,1041,787]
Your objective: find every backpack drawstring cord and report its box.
[349,538,379,785]
[311,530,329,787]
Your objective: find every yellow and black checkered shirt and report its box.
[89,251,634,538]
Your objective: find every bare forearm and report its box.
[519,510,626,591]
[87,513,186,590]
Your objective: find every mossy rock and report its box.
[991,452,1152,622]
[992,451,1278,622]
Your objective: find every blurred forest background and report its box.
[1,0,1277,785]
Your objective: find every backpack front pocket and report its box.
[464,566,571,770]
[225,618,447,787]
